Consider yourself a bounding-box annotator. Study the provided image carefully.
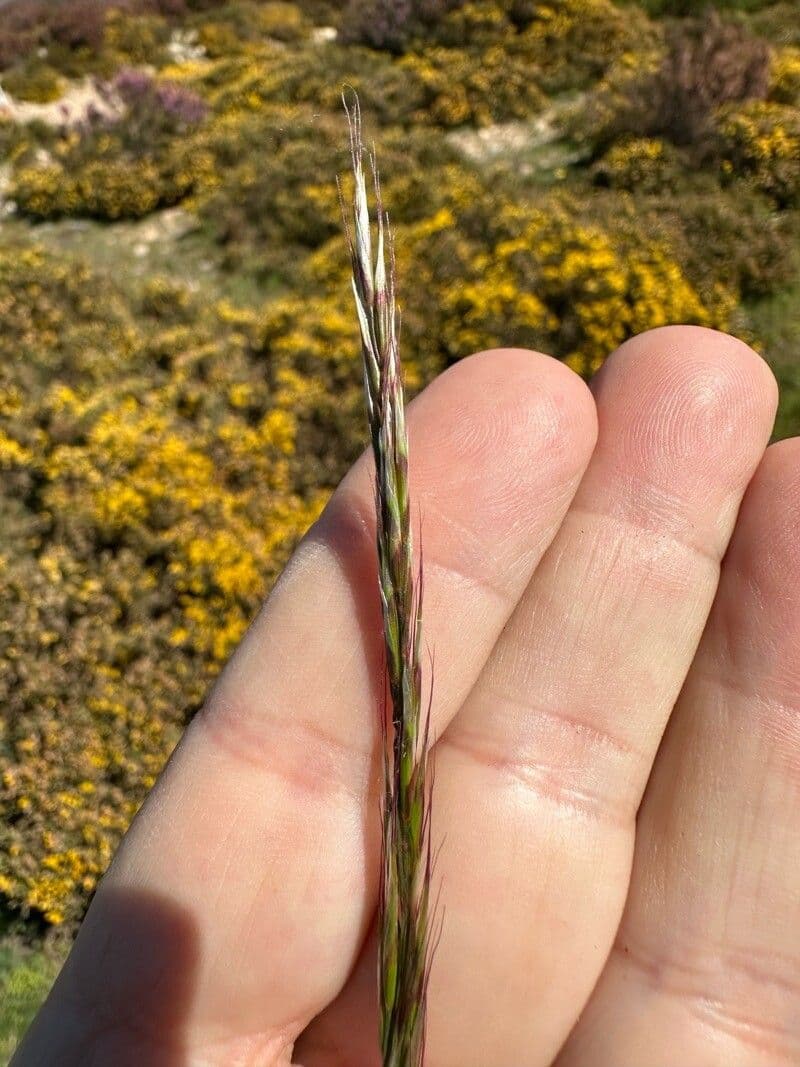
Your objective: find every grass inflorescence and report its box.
[341,94,440,1067]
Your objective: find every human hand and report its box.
[14,327,798,1066]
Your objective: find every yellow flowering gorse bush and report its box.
[1,0,799,932]
[769,46,800,105]
[718,100,800,206]
[592,137,682,194]
[0,250,328,924]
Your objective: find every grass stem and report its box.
[340,93,438,1067]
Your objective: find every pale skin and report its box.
[13,326,800,1067]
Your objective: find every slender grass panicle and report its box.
[340,94,439,1067]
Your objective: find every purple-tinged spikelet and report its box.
[340,94,439,1067]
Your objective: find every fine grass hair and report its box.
[340,93,441,1067]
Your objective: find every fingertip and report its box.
[588,326,777,497]
[599,325,778,423]
[705,434,800,764]
[411,347,598,484]
[727,436,800,592]
[752,434,800,490]
[313,346,599,619]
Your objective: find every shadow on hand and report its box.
[12,888,199,1067]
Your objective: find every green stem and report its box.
[341,93,437,1067]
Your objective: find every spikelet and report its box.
[340,93,439,1067]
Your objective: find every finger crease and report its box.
[440,727,634,828]
[324,485,515,610]
[570,502,723,571]
[614,935,800,1060]
[197,697,377,803]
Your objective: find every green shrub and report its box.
[10,69,211,221]
[202,42,420,126]
[340,0,649,95]
[671,188,799,300]
[78,156,189,218]
[638,0,778,13]
[588,10,770,154]
[773,361,800,439]
[194,105,472,277]
[769,46,800,105]
[397,45,547,126]
[432,194,732,375]
[0,62,64,103]
[189,0,309,49]
[744,275,800,438]
[0,0,197,76]
[204,35,549,129]
[718,100,800,206]
[307,184,734,378]
[0,120,43,163]
[420,1,519,48]
[592,136,685,193]
[257,2,312,41]
[103,10,172,66]
[11,150,206,221]
[338,0,463,53]
[10,164,78,220]
[514,0,656,94]
[747,3,800,47]
[0,2,95,71]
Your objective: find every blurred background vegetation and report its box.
[1,0,799,1053]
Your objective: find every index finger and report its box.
[15,348,596,1066]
